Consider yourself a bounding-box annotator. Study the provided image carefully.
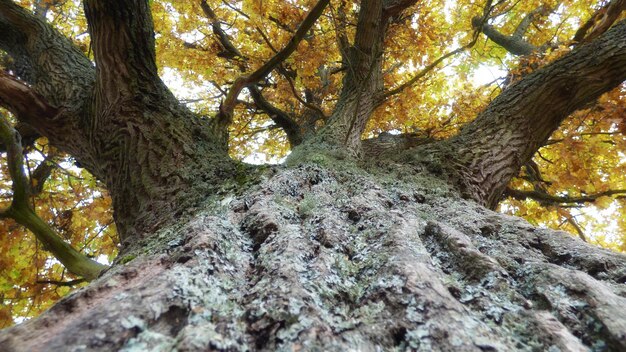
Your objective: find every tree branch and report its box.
[253,24,327,123]
[343,0,387,135]
[199,0,305,146]
[0,71,59,125]
[282,73,327,119]
[199,1,245,60]
[574,0,626,43]
[0,121,40,153]
[418,19,626,209]
[0,114,106,281]
[84,0,175,107]
[302,0,390,152]
[0,116,30,206]
[328,1,350,61]
[472,16,537,55]
[382,45,470,100]
[351,0,384,78]
[29,148,59,196]
[504,188,626,206]
[0,0,96,166]
[215,0,330,131]
[381,2,497,101]
[247,86,303,146]
[0,0,94,107]
[557,208,588,242]
[513,5,549,38]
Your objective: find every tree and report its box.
[1,0,626,350]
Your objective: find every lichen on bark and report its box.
[2,162,624,351]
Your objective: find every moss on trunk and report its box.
[2,162,624,351]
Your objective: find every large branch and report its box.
[5,0,234,240]
[215,0,330,134]
[0,71,79,155]
[472,16,537,56]
[303,0,388,153]
[0,0,96,167]
[513,6,549,38]
[0,72,94,181]
[348,0,384,82]
[574,0,626,43]
[311,0,493,153]
[505,188,626,206]
[415,20,626,209]
[469,3,550,56]
[48,0,234,239]
[247,87,303,146]
[0,114,106,281]
[0,0,94,107]
[84,0,173,107]
[0,71,59,125]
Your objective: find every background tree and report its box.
[1,0,626,350]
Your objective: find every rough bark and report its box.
[404,20,626,209]
[1,1,626,349]
[1,0,235,239]
[0,0,93,162]
[305,0,387,155]
[0,0,94,107]
[1,163,624,351]
[80,0,236,239]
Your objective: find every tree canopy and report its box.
[1,0,625,329]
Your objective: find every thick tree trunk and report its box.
[1,163,624,351]
[1,0,235,239]
[2,2,626,350]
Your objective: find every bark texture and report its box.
[1,164,625,352]
[403,20,626,209]
[1,1,626,350]
[0,0,235,239]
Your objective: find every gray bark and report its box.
[1,163,625,351]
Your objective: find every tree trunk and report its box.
[2,1,626,350]
[1,162,624,351]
